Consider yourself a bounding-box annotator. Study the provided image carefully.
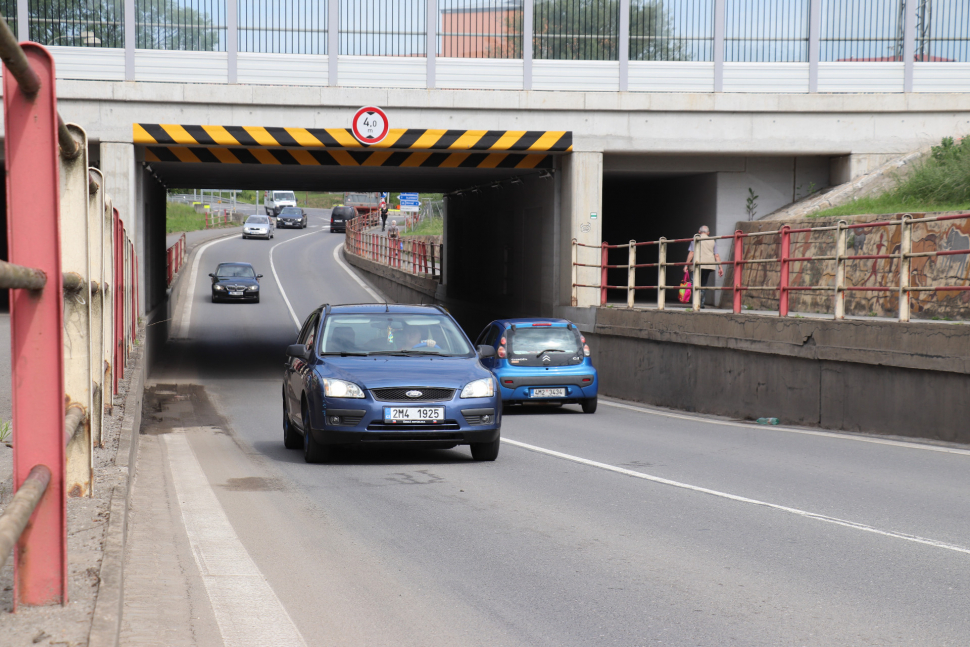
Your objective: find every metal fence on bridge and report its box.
[573,212,970,323]
[345,211,442,279]
[0,17,141,608]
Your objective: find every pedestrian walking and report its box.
[685,225,723,307]
[380,205,389,231]
[387,219,400,239]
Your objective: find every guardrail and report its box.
[0,16,140,608]
[344,212,442,279]
[573,213,970,323]
[166,233,187,287]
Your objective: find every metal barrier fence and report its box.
[725,0,809,62]
[166,233,186,287]
[439,0,522,58]
[533,0,619,60]
[345,212,442,279]
[572,213,970,323]
[136,0,227,51]
[630,0,713,61]
[238,0,327,54]
[0,16,139,607]
[340,0,427,56]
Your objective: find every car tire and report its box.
[470,435,500,461]
[302,402,330,463]
[211,294,218,303]
[581,397,598,414]
[283,392,301,449]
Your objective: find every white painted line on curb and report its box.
[599,399,970,457]
[164,434,309,647]
[269,228,323,330]
[176,234,239,339]
[502,438,970,556]
[332,243,384,303]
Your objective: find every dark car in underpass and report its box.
[277,206,307,229]
[329,206,355,233]
[475,318,598,413]
[209,262,263,303]
[282,304,501,463]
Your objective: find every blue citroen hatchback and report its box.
[474,318,598,413]
[283,304,502,463]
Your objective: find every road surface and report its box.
[127,209,970,646]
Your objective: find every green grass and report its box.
[815,136,970,217]
[401,217,443,237]
[166,203,236,234]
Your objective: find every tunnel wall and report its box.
[575,306,970,442]
[136,168,168,372]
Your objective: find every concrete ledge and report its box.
[587,307,970,442]
[343,251,438,303]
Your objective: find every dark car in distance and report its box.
[209,262,263,303]
[329,206,355,233]
[277,206,307,229]
[282,304,502,463]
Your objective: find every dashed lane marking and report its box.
[164,433,309,647]
[269,227,324,329]
[502,438,970,556]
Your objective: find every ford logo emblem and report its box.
[406,390,423,398]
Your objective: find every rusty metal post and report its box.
[899,215,913,322]
[657,237,667,311]
[113,210,123,393]
[571,239,578,306]
[0,465,52,574]
[3,42,68,607]
[733,230,744,314]
[692,234,701,312]
[104,201,115,403]
[779,225,791,317]
[834,220,847,320]
[60,123,93,497]
[627,241,636,308]
[600,242,608,306]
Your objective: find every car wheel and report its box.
[283,391,301,449]
[581,397,598,414]
[470,435,500,461]
[302,401,330,463]
[211,294,218,303]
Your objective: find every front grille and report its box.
[366,422,461,433]
[370,387,455,402]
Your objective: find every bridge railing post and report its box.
[627,240,636,308]
[779,225,791,317]
[899,215,913,322]
[600,242,609,306]
[570,239,578,307]
[691,235,701,311]
[733,230,744,314]
[834,220,847,320]
[657,237,667,311]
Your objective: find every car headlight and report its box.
[213,285,226,291]
[461,378,494,399]
[246,285,258,291]
[322,378,364,399]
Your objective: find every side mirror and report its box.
[286,344,310,360]
[256,274,263,279]
[208,273,215,278]
[477,345,496,358]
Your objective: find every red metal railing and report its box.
[572,213,970,323]
[0,19,140,607]
[344,212,442,279]
[166,233,186,287]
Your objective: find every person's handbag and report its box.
[678,268,692,304]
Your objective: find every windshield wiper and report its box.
[536,348,567,358]
[320,351,367,357]
[367,350,445,356]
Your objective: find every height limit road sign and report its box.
[352,106,389,145]
[399,192,420,212]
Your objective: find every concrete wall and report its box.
[582,307,970,442]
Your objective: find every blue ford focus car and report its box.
[474,318,598,413]
[283,304,502,463]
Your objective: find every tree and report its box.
[27,0,124,48]
[136,0,221,51]
[629,0,690,61]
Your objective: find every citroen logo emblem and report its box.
[406,390,423,398]
[542,355,551,363]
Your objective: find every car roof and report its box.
[216,262,253,267]
[326,303,448,315]
[494,317,572,327]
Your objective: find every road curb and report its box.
[87,334,146,647]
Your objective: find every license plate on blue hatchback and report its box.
[384,407,445,423]
[531,388,566,398]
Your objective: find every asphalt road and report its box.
[143,208,970,647]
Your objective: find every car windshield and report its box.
[246,216,269,225]
[508,326,581,356]
[216,264,255,278]
[274,192,296,201]
[319,313,474,356]
[280,207,300,215]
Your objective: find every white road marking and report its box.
[599,398,970,457]
[332,242,384,303]
[502,437,970,556]
[164,434,309,647]
[176,234,239,339]
[269,228,323,329]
